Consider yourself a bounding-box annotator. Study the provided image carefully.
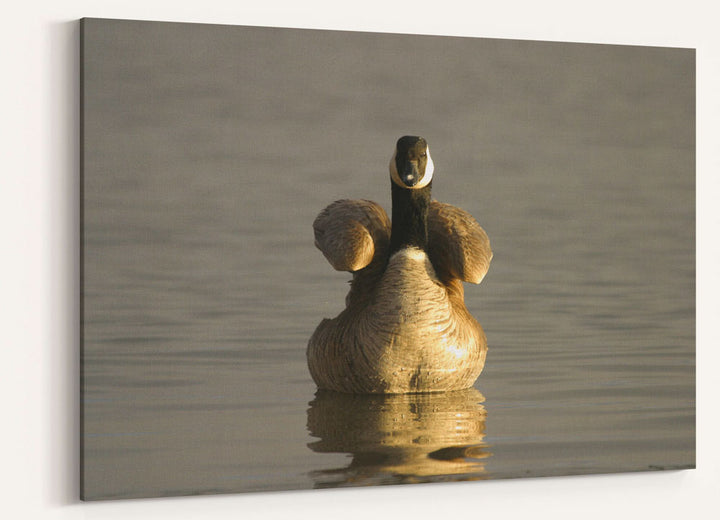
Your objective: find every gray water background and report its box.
[81,19,695,500]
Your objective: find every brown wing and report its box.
[313,199,391,272]
[428,201,492,284]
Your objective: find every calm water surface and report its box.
[81,20,695,500]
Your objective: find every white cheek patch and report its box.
[389,149,404,187]
[414,146,434,189]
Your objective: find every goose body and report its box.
[307,136,492,394]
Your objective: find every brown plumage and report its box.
[307,136,492,394]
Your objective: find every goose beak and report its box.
[401,162,420,187]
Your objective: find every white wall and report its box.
[2,1,717,519]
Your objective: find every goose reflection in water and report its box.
[306,388,491,488]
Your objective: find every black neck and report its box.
[389,181,432,255]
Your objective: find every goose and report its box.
[307,136,492,394]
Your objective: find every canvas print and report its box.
[80,18,695,500]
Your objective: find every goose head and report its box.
[389,136,434,189]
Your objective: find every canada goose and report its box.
[307,136,492,394]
